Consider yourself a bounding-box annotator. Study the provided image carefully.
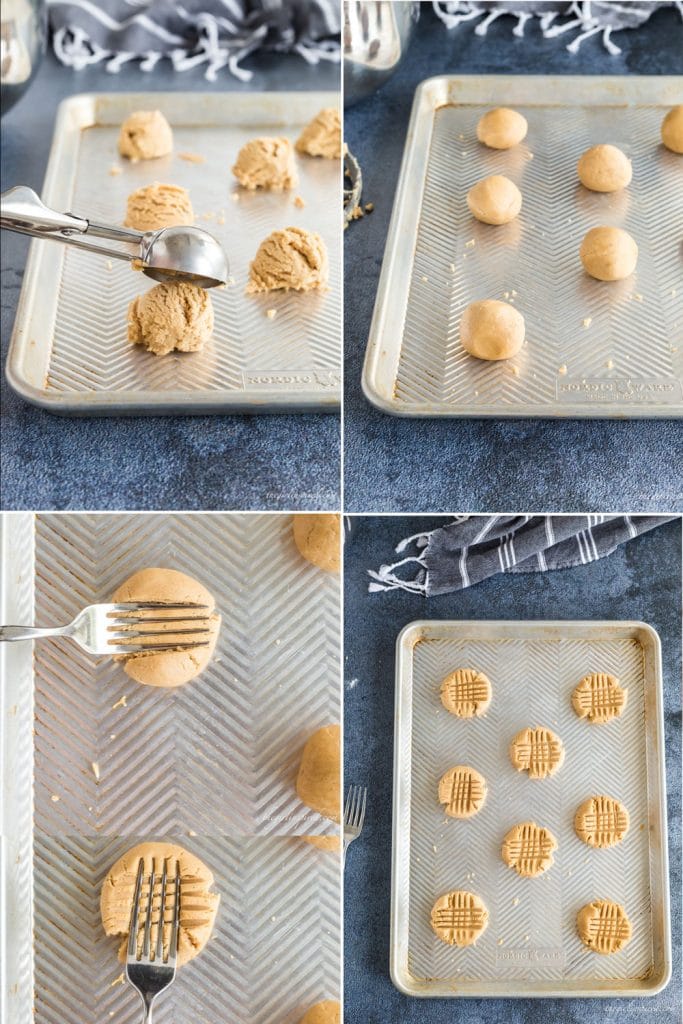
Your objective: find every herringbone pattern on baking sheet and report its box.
[394,103,682,412]
[33,836,340,1024]
[33,513,340,836]
[45,119,340,400]
[404,632,653,986]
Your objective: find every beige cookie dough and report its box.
[467,174,522,225]
[246,227,328,294]
[124,183,194,232]
[577,144,632,192]
[300,834,341,852]
[440,668,492,718]
[299,1001,341,1024]
[574,795,630,848]
[476,107,528,150]
[502,821,557,877]
[293,514,340,573]
[296,724,341,823]
[232,136,297,191]
[100,841,220,968]
[438,765,487,819]
[661,104,683,153]
[580,226,638,281]
[571,672,628,723]
[577,899,632,955]
[510,726,565,779]
[431,890,489,947]
[460,299,525,361]
[128,282,214,356]
[111,567,220,687]
[296,108,341,159]
[118,110,173,161]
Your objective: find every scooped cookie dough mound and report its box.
[296,724,341,823]
[430,890,489,947]
[124,183,194,232]
[293,514,340,573]
[111,567,220,687]
[476,107,527,150]
[661,104,683,153]
[118,110,173,161]
[577,144,632,192]
[100,841,220,967]
[299,1001,341,1024]
[467,174,522,225]
[577,900,632,954]
[502,821,557,877]
[460,300,525,361]
[232,136,297,190]
[296,107,341,159]
[580,227,638,282]
[247,227,328,294]
[128,282,214,356]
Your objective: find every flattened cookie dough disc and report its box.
[580,226,638,282]
[661,104,683,154]
[467,175,522,225]
[440,668,492,717]
[572,672,627,724]
[299,1001,341,1024]
[430,890,489,947]
[574,795,630,848]
[118,110,173,161]
[476,107,528,150]
[577,144,632,192]
[293,514,340,573]
[501,821,557,877]
[296,724,341,822]
[576,900,632,954]
[460,300,525,361]
[438,765,487,819]
[509,726,564,779]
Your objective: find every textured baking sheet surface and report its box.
[33,835,340,1024]
[8,92,340,413]
[392,621,669,996]
[32,512,340,835]
[364,76,683,418]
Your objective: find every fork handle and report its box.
[0,625,70,642]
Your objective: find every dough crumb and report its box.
[178,151,205,164]
[606,359,614,369]
[364,202,374,213]
[465,239,476,248]
[112,695,128,709]
[582,317,592,328]
[110,974,125,987]
[296,108,341,159]
[51,794,60,802]
[109,165,122,176]
[421,275,429,283]
[294,195,306,208]
[558,364,568,375]
[91,761,100,781]
[266,308,277,319]
[246,227,328,294]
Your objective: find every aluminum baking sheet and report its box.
[390,620,671,998]
[6,91,341,415]
[363,76,683,418]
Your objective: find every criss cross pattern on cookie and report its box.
[430,890,488,946]
[440,668,491,718]
[577,900,632,954]
[502,821,556,877]
[510,726,564,779]
[575,795,629,848]
[572,672,627,724]
[438,765,486,818]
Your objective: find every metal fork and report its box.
[343,784,367,864]
[126,857,181,1023]
[0,602,213,655]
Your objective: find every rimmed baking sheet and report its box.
[390,619,670,997]
[6,91,341,414]
[363,76,683,418]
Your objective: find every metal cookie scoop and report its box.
[0,185,229,288]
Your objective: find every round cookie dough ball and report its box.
[296,108,341,159]
[579,226,638,281]
[101,842,220,967]
[661,104,683,154]
[460,300,525,361]
[293,514,340,573]
[299,1001,341,1024]
[476,107,528,150]
[246,227,328,294]
[296,724,341,823]
[467,175,522,225]
[232,136,297,191]
[577,144,632,192]
[111,567,220,687]
[118,110,173,161]
[124,183,194,232]
[128,281,214,356]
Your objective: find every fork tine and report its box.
[142,861,155,959]
[128,858,144,959]
[107,625,212,639]
[343,785,353,824]
[358,787,367,830]
[109,602,211,613]
[107,640,211,654]
[168,861,181,963]
[156,861,167,963]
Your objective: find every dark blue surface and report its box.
[343,5,683,513]
[343,515,681,1023]
[0,50,340,511]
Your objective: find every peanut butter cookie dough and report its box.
[580,226,638,281]
[460,300,525,361]
[430,890,489,946]
[124,183,194,232]
[577,144,632,192]
[661,104,683,153]
[118,110,173,161]
[293,514,340,573]
[247,227,328,294]
[438,765,487,819]
[299,1001,341,1024]
[128,282,214,356]
[100,841,220,967]
[502,821,557,877]
[232,136,297,191]
[296,108,341,159]
[467,175,522,225]
[440,668,492,717]
[111,567,220,687]
[296,724,341,823]
[571,672,628,723]
[509,726,564,779]
[577,899,632,954]
[574,795,629,848]
[300,834,341,852]
[476,107,528,150]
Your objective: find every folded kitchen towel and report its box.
[48,0,340,80]
[368,514,677,596]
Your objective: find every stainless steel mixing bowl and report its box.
[343,1,420,108]
[1,0,47,116]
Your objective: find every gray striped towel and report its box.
[368,515,676,596]
[49,0,340,81]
